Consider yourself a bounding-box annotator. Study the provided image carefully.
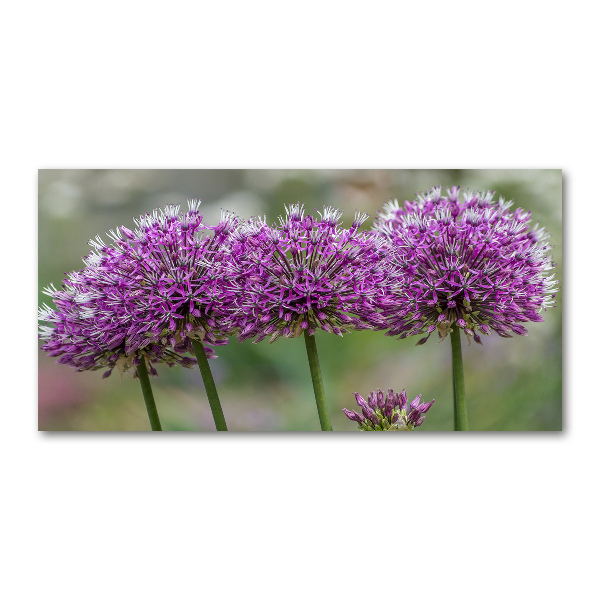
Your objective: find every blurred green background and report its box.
[37,169,562,431]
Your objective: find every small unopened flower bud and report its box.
[399,389,408,410]
[369,413,381,427]
[354,393,366,406]
[121,226,136,240]
[343,408,361,422]
[367,391,377,409]
[410,394,422,410]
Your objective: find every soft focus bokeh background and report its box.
[38,169,562,431]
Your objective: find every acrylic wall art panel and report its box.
[38,169,562,431]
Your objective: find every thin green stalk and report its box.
[450,327,469,431]
[191,339,228,431]
[452,365,458,431]
[137,358,163,431]
[303,330,333,431]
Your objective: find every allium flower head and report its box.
[39,200,238,379]
[225,204,393,343]
[343,388,434,431]
[373,186,559,345]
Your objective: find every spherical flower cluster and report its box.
[343,388,434,431]
[224,204,394,343]
[373,186,559,345]
[38,200,237,379]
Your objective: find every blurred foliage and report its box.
[38,169,562,431]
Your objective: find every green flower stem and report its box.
[136,358,163,431]
[191,339,228,431]
[303,330,333,431]
[450,327,469,431]
[452,366,458,431]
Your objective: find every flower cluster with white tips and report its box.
[39,200,237,379]
[373,186,559,345]
[223,203,395,343]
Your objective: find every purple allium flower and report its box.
[373,186,559,345]
[343,388,434,431]
[224,204,393,343]
[38,200,238,379]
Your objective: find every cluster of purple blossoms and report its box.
[373,186,559,345]
[223,204,395,343]
[39,200,238,379]
[343,388,434,431]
